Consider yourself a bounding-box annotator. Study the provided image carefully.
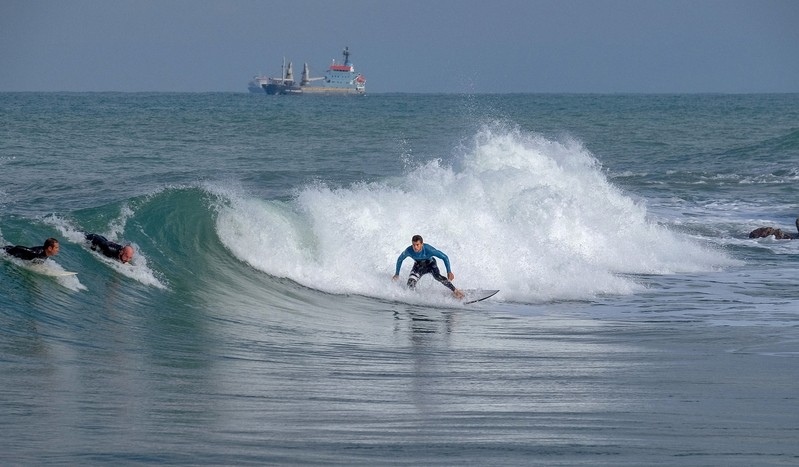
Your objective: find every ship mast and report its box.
[342,47,351,66]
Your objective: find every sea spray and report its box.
[45,213,167,289]
[215,124,735,303]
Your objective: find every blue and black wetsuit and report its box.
[395,244,457,291]
[85,234,122,260]
[3,245,47,261]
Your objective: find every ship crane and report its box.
[300,63,325,86]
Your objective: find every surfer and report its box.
[393,235,464,299]
[2,238,60,261]
[85,233,135,263]
[748,217,799,240]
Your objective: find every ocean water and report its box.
[1,92,798,465]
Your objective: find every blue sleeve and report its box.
[395,247,410,275]
[427,245,452,273]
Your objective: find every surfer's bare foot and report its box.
[453,289,464,299]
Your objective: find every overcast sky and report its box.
[1,0,797,93]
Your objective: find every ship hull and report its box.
[263,83,302,95]
[299,85,365,95]
[264,84,364,95]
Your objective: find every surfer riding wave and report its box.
[393,235,464,299]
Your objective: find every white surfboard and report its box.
[21,262,78,277]
[461,289,499,304]
[2,255,77,277]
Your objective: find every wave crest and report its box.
[214,125,735,302]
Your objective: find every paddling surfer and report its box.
[3,238,60,261]
[748,217,799,240]
[85,233,135,263]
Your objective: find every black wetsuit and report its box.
[85,234,122,260]
[3,245,48,261]
[407,259,457,292]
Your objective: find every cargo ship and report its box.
[262,47,366,95]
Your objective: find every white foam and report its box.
[214,124,737,303]
[1,253,86,291]
[45,214,167,289]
